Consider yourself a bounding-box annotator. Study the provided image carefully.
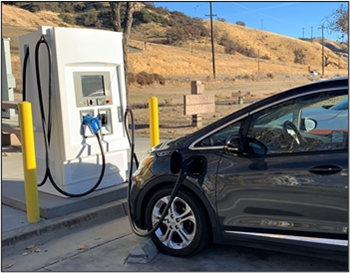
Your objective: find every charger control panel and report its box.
[74,71,113,108]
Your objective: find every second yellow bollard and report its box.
[18,102,40,223]
[148,97,159,148]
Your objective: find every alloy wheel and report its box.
[151,196,196,249]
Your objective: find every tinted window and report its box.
[246,91,348,155]
[331,98,348,110]
[195,118,246,147]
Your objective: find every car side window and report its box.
[195,118,246,147]
[245,91,348,155]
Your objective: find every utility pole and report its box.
[302,27,305,39]
[258,49,260,72]
[205,2,217,79]
[311,27,313,42]
[261,19,263,31]
[318,24,328,76]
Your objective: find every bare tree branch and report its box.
[324,4,349,39]
[123,2,135,46]
[109,2,135,101]
[109,2,122,32]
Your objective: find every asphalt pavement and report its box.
[2,215,348,271]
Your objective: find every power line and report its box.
[183,3,206,12]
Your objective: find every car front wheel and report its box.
[145,186,210,257]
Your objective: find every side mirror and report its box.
[301,118,317,132]
[225,135,241,152]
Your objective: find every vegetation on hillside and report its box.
[2,1,348,93]
[3,1,211,42]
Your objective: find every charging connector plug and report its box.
[83,114,101,134]
[100,113,108,127]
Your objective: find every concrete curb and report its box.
[2,199,128,256]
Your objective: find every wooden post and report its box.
[191,81,204,127]
[184,81,215,127]
[232,91,251,105]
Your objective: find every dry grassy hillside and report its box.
[2,3,78,28]
[2,3,348,94]
[203,20,346,68]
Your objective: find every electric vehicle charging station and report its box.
[2,38,16,119]
[19,26,129,197]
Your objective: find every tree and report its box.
[324,4,348,39]
[109,2,135,100]
[236,21,246,26]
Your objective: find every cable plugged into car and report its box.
[124,107,208,239]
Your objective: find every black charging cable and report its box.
[124,107,195,237]
[28,35,106,197]
[22,47,30,102]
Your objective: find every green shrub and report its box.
[59,13,75,25]
[58,2,74,13]
[236,21,246,26]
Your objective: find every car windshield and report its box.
[330,98,348,110]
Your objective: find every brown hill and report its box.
[2,3,348,93]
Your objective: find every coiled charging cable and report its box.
[21,35,107,197]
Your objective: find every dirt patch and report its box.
[129,78,313,139]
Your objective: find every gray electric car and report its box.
[130,77,348,259]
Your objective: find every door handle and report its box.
[309,165,342,175]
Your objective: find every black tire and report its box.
[145,185,210,257]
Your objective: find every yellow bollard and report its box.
[148,96,159,148]
[18,102,40,223]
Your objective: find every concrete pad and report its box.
[2,199,127,256]
[1,204,46,232]
[126,237,158,264]
[2,180,127,219]
[1,137,168,255]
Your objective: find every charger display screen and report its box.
[81,75,105,97]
